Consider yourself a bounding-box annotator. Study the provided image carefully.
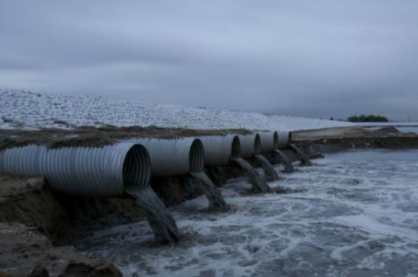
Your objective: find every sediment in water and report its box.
[190,171,228,211]
[254,154,279,181]
[274,149,295,173]
[231,157,271,193]
[289,144,312,166]
[125,186,179,244]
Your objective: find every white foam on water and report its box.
[77,150,418,277]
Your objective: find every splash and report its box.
[125,186,179,244]
[289,144,312,166]
[231,157,270,193]
[274,149,294,173]
[190,171,228,211]
[254,154,279,181]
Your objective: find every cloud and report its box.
[1,0,418,120]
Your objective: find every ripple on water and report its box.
[77,150,418,277]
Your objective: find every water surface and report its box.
[78,150,418,277]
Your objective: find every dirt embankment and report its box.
[0,125,253,151]
[0,175,147,244]
[292,126,418,152]
[0,174,148,277]
[0,222,122,277]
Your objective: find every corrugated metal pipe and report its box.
[129,137,229,211]
[199,135,241,166]
[126,138,205,177]
[277,130,291,149]
[238,134,261,158]
[259,131,279,153]
[272,130,294,172]
[0,143,151,196]
[0,145,47,177]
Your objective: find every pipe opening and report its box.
[189,139,205,172]
[231,136,241,158]
[254,134,261,155]
[123,144,151,187]
[273,132,279,149]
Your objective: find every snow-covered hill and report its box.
[0,89,351,131]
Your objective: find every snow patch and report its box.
[0,89,351,131]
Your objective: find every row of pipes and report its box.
[0,129,305,243]
[0,130,291,196]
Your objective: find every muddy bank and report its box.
[0,174,149,276]
[0,222,122,277]
[0,174,146,245]
[292,126,418,152]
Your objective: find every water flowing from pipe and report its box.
[289,144,312,166]
[190,171,228,211]
[274,149,295,173]
[254,154,279,181]
[125,186,180,244]
[231,157,270,193]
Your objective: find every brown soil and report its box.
[372,126,401,134]
[0,125,253,151]
[0,174,146,245]
[0,222,122,277]
[292,126,418,152]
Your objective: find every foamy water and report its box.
[77,150,418,277]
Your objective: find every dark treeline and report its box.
[348,114,389,122]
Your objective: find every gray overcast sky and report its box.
[1,1,418,120]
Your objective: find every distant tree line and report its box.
[347,114,388,122]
